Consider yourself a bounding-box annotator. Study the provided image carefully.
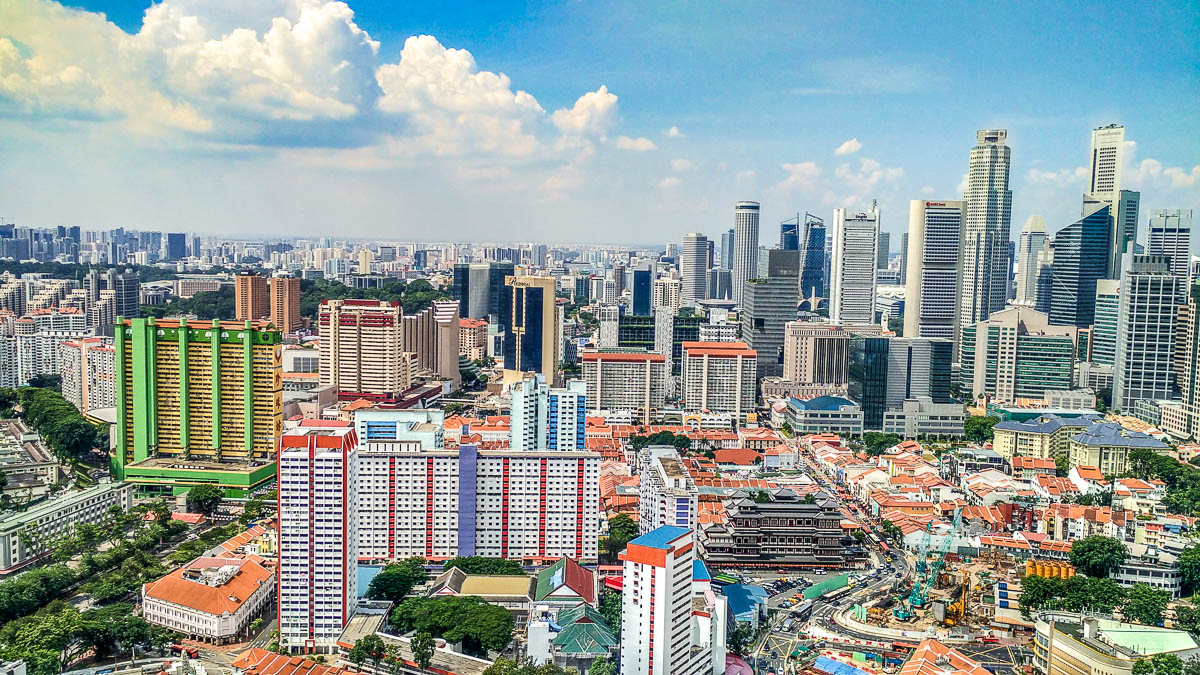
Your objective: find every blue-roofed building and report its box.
[1069,421,1169,475]
[626,525,691,551]
[693,559,711,582]
[786,395,864,435]
[721,583,769,627]
[991,413,1104,462]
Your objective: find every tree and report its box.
[411,631,435,671]
[352,634,386,672]
[608,514,638,546]
[443,556,524,576]
[751,490,772,504]
[852,530,866,542]
[1124,583,1170,626]
[588,659,617,675]
[389,595,514,658]
[249,617,265,635]
[1070,535,1127,578]
[597,590,621,634]
[1178,546,1200,595]
[1055,453,1070,477]
[186,484,224,515]
[862,432,901,456]
[367,558,429,603]
[728,622,754,657]
[780,422,794,436]
[964,415,999,443]
[1134,654,1183,675]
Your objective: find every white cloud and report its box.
[921,185,935,195]
[658,176,682,189]
[833,158,904,194]
[663,125,684,138]
[614,135,656,151]
[551,85,618,139]
[1025,166,1088,187]
[670,158,695,172]
[1123,142,1200,189]
[834,138,862,155]
[956,172,969,196]
[774,162,823,193]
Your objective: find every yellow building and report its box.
[1067,421,1169,475]
[991,414,1100,461]
[114,317,282,496]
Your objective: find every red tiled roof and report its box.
[143,557,273,616]
[712,448,763,466]
[232,649,349,675]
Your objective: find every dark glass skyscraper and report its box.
[632,268,652,315]
[780,218,799,250]
[1048,204,1111,328]
[848,334,889,430]
[800,214,826,300]
[165,232,187,261]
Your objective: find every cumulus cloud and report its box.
[921,185,935,195]
[658,176,682,189]
[1123,141,1200,189]
[614,135,656,151]
[670,158,695,172]
[1026,166,1088,187]
[775,162,822,193]
[834,138,862,155]
[664,125,685,138]
[770,156,903,210]
[551,85,618,139]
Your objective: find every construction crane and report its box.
[908,510,962,611]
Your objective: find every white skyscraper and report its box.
[1085,125,1140,278]
[277,421,359,654]
[681,232,709,305]
[904,199,964,339]
[1089,124,1125,196]
[509,374,587,451]
[619,526,726,675]
[1114,255,1181,411]
[731,201,760,305]
[959,129,1012,357]
[1014,215,1049,305]
[1147,209,1194,280]
[831,204,880,325]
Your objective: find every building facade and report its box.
[1015,215,1049,306]
[960,307,1077,403]
[401,300,461,388]
[269,276,302,334]
[0,481,133,573]
[318,299,410,397]
[741,249,800,379]
[581,351,666,424]
[277,421,359,654]
[142,556,274,644]
[830,205,879,325]
[1147,209,1194,282]
[959,129,1012,359]
[235,273,270,322]
[60,337,115,414]
[681,233,709,305]
[1045,204,1111,328]
[1114,255,1181,411]
[731,201,760,305]
[637,446,698,535]
[680,342,757,418]
[700,489,866,568]
[501,275,561,386]
[904,199,965,339]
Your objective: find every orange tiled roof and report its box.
[143,557,273,616]
[232,649,349,675]
[712,448,763,466]
[1075,465,1104,480]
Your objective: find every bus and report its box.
[824,585,855,604]
[793,601,814,621]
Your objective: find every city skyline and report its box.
[0,0,1197,246]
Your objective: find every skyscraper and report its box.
[631,268,652,315]
[731,201,760,304]
[959,307,1078,403]
[876,231,890,270]
[959,129,1012,356]
[681,232,709,305]
[741,249,800,379]
[1083,125,1138,278]
[1046,204,1111,328]
[780,216,800,250]
[509,375,587,451]
[165,233,187,261]
[501,275,561,385]
[1114,255,1180,411]
[903,199,964,339]
[1148,209,1194,280]
[720,229,734,271]
[234,272,269,321]
[799,213,826,301]
[1091,280,1120,367]
[849,334,953,430]
[318,299,411,397]
[1089,124,1125,196]
[831,204,880,325]
[1014,216,1048,305]
[452,261,514,322]
[269,275,302,334]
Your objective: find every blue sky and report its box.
[1,0,1197,247]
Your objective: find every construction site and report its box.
[854,513,1073,637]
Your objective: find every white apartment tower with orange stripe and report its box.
[619,526,726,675]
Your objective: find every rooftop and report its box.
[143,556,273,616]
[1072,422,1168,449]
[628,525,691,551]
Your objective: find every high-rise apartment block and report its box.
[277,420,359,654]
[904,200,964,339]
[402,300,462,389]
[509,375,587,451]
[235,273,270,322]
[1114,255,1181,411]
[959,130,1012,356]
[269,276,302,333]
[831,205,880,325]
[652,276,681,311]
[318,299,411,397]
[741,249,799,378]
[681,233,709,305]
[15,308,89,384]
[637,446,698,534]
[581,351,666,424]
[113,318,282,495]
[459,317,488,360]
[501,275,561,386]
[619,526,726,675]
[60,337,115,414]
[959,307,1077,403]
[680,341,757,418]
[731,201,760,304]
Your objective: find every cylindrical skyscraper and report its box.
[681,232,709,305]
[731,201,760,305]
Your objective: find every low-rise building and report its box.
[1068,421,1170,475]
[0,419,58,500]
[427,567,535,625]
[0,481,134,573]
[1033,612,1200,675]
[533,556,597,610]
[142,556,274,643]
[992,414,1103,461]
[700,489,866,568]
[881,397,965,438]
[785,395,864,435]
